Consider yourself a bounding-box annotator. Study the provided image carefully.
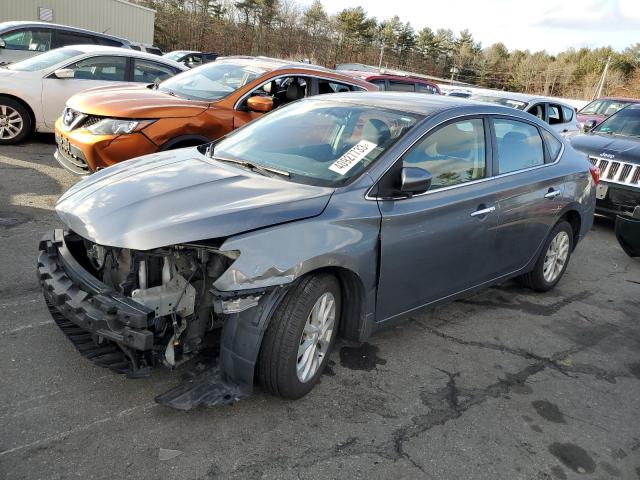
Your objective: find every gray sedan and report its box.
[37,93,596,408]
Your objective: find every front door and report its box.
[42,55,130,127]
[375,117,498,322]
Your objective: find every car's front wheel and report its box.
[258,273,341,399]
[0,97,31,145]
[518,220,574,292]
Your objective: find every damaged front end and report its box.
[37,229,287,409]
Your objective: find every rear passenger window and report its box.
[67,55,127,81]
[562,106,574,122]
[416,83,437,94]
[388,81,415,92]
[403,119,486,189]
[56,31,96,47]
[317,79,354,94]
[541,129,562,161]
[371,80,386,91]
[494,119,544,174]
[548,104,562,124]
[133,58,177,83]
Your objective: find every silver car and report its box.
[0,21,131,65]
[470,92,581,135]
[37,93,596,409]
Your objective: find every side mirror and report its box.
[0,39,5,48]
[583,119,597,132]
[53,68,75,79]
[247,95,274,113]
[400,167,432,195]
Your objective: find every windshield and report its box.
[594,107,640,138]
[209,99,421,187]
[579,99,633,117]
[470,95,528,110]
[163,51,188,61]
[158,60,268,101]
[7,47,82,72]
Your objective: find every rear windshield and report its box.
[158,60,268,101]
[470,95,528,110]
[7,47,82,72]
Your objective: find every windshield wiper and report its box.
[211,155,290,178]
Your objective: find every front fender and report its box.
[212,186,381,306]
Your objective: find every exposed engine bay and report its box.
[65,231,239,371]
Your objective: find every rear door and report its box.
[491,117,565,275]
[376,116,498,321]
[42,54,129,127]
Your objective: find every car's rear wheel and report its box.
[518,220,574,292]
[258,273,341,399]
[0,97,31,145]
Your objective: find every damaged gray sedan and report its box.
[38,93,596,409]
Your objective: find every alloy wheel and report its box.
[296,292,335,383]
[543,231,570,283]
[0,105,23,140]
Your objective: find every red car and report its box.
[577,97,640,128]
[340,71,440,95]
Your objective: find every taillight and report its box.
[589,165,600,186]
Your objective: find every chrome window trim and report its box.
[233,73,367,110]
[365,111,564,201]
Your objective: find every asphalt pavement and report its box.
[1,135,639,480]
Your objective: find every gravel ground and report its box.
[1,136,639,480]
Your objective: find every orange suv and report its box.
[54,56,376,174]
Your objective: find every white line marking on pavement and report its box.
[1,320,54,335]
[0,402,157,457]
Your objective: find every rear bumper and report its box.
[37,230,156,375]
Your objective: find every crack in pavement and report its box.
[411,319,636,383]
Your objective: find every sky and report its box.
[297,0,640,54]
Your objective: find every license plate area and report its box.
[56,134,73,156]
[596,184,609,200]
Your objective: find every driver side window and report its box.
[66,55,127,81]
[244,76,308,110]
[403,119,486,190]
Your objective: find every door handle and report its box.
[470,206,496,217]
[544,189,561,199]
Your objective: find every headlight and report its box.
[87,118,156,135]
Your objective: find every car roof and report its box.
[0,21,129,42]
[51,45,187,69]
[471,90,573,107]
[307,91,510,116]
[598,97,640,103]
[216,55,334,73]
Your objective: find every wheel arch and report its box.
[159,135,210,150]
[0,93,36,132]
[559,208,582,250]
[301,266,367,342]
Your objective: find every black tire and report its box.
[258,273,341,399]
[517,220,574,292]
[0,97,32,145]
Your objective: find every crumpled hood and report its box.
[67,84,209,119]
[569,133,640,164]
[56,148,334,250]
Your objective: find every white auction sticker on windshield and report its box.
[329,140,377,175]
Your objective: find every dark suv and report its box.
[0,21,131,65]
